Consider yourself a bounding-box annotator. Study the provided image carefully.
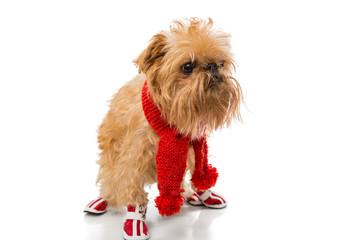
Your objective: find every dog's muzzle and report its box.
[204,62,219,75]
[204,62,223,84]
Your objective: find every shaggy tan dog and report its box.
[95,18,242,212]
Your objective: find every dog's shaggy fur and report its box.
[96,18,243,210]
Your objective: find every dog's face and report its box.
[135,18,242,138]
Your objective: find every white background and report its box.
[1,0,359,239]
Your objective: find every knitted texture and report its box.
[191,137,219,191]
[142,81,218,216]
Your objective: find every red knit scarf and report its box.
[141,81,218,216]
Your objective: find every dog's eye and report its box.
[220,61,225,68]
[182,62,195,75]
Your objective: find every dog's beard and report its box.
[155,73,242,139]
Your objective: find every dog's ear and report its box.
[134,33,168,74]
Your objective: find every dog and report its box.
[84,18,243,240]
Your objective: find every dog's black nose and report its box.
[204,62,218,74]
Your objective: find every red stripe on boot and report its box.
[124,220,133,236]
[137,220,141,236]
[89,198,102,208]
[212,193,225,203]
[143,221,148,235]
[94,200,107,211]
[127,205,136,212]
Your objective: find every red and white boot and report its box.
[188,190,227,209]
[84,197,107,214]
[123,205,149,240]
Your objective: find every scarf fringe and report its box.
[191,165,219,191]
[155,190,185,216]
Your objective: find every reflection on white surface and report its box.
[84,201,228,240]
